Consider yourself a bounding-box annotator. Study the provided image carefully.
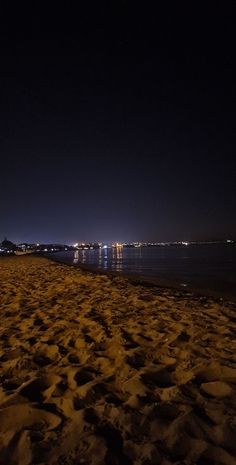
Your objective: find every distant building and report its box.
[0,237,16,252]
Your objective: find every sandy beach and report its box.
[0,255,236,465]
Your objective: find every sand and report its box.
[0,256,236,465]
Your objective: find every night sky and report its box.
[0,3,235,244]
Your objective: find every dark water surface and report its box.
[50,244,236,300]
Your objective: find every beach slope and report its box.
[0,256,236,465]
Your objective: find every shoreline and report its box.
[1,255,236,465]
[45,252,236,304]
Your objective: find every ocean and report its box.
[50,243,236,300]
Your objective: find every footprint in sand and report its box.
[126,352,146,369]
[73,389,96,410]
[141,367,175,388]
[95,423,132,465]
[121,330,139,349]
[68,353,80,364]
[74,367,96,386]
[83,407,99,424]
[0,403,62,434]
[20,378,49,402]
[105,392,123,406]
[149,402,181,422]
[19,375,62,402]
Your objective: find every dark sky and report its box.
[0,3,235,244]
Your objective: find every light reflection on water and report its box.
[98,247,102,267]
[54,244,236,299]
[73,250,79,263]
[112,247,123,272]
[103,248,108,270]
[74,247,125,272]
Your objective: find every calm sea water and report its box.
[50,244,236,300]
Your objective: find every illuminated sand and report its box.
[0,256,236,465]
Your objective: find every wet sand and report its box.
[0,256,236,465]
